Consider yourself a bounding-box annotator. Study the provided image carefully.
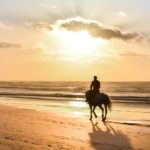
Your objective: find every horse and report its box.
[85,90,112,121]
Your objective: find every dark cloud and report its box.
[57,17,143,41]
[0,41,21,48]
[25,17,149,42]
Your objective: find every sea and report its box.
[0,81,149,127]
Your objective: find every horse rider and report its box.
[90,76,101,98]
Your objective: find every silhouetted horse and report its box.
[85,90,112,121]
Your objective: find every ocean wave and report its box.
[0,91,150,103]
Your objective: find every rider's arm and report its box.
[90,81,93,90]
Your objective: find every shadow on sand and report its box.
[89,121,133,150]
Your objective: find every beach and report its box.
[1,0,150,149]
[0,81,150,150]
[0,104,149,150]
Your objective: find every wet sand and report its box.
[0,104,149,150]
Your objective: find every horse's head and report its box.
[85,90,92,103]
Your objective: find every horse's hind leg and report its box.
[89,105,93,120]
[99,105,104,121]
[92,106,97,118]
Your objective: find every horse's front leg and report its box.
[103,104,108,122]
[89,105,93,120]
[92,106,97,118]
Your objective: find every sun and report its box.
[57,30,94,58]
[51,29,108,60]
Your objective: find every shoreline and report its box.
[0,104,150,150]
[0,96,149,127]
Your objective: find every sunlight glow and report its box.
[50,29,108,59]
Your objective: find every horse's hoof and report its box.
[102,118,106,122]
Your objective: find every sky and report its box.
[0,0,150,81]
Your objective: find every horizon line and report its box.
[0,80,150,82]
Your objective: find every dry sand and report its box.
[0,104,149,150]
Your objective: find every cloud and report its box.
[118,50,149,58]
[0,22,14,30]
[57,17,143,41]
[40,1,57,9]
[0,41,21,48]
[25,22,53,31]
[117,11,127,17]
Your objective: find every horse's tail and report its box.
[108,100,112,111]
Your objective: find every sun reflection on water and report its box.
[69,101,86,108]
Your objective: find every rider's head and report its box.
[94,76,97,80]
